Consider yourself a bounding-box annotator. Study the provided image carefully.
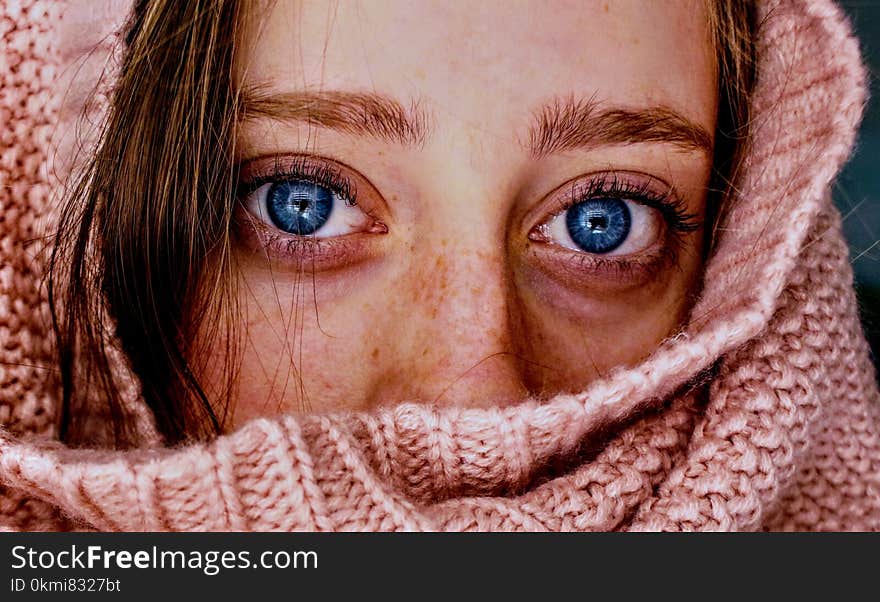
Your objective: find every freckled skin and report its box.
[205,0,717,425]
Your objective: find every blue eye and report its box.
[244,170,373,240]
[266,180,334,235]
[564,198,631,254]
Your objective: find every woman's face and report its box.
[215,0,717,423]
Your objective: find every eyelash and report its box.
[548,172,700,236]
[236,155,360,207]
[237,161,697,235]
[525,171,703,282]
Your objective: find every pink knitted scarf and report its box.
[0,0,878,531]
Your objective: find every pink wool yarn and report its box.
[0,0,878,531]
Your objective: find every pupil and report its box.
[565,198,631,254]
[587,215,608,232]
[266,180,334,236]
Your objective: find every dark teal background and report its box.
[839,1,879,364]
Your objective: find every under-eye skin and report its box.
[235,154,388,269]
[527,171,701,284]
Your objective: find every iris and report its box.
[266,180,334,235]
[565,198,631,254]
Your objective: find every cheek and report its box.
[195,259,388,424]
[512,235,704,393]
[202,219,706,422]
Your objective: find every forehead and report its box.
[236,0,716,133]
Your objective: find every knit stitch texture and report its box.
[0,0,878,531]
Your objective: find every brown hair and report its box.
[48,0,757,447]
[708,0,759,237]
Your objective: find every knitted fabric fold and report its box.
[1,0,878,531]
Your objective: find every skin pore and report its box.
[211,0,718,425]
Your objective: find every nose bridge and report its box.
[420,239,524,405]
[423,139,513,314]
[433,240,509,342]
[413,146,514,348]
[390,200,527,407]
[370,144,528,408]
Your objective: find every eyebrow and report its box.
[527,96,713,158]
[239,88,712,157]
[238,87,430,147]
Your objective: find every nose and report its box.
[372,237,529,409]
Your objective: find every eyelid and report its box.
[236,153,396,225]
[236,154,391,245]
[527,170,700,238]
[236,154,359,203]
[232,155,390,270]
